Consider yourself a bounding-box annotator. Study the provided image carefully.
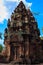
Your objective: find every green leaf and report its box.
[0,44,3,52]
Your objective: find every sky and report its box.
[0,0,43,46]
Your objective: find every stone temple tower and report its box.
[4,1,42,64]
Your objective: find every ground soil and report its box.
[0,63,43,65]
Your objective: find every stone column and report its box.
[5,41,10,62]
[25,40,30,60]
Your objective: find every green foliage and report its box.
[0,33,2,39]
[40,36,43,40]
[0,44,3,52]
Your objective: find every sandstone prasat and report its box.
[0,1,43,64]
